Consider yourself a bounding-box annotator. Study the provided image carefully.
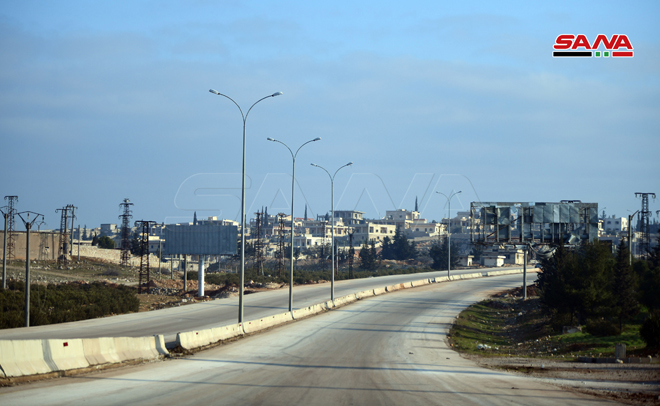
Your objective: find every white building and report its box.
[602,216,628,233]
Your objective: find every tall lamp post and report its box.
[311,162,353,301]
[628,210,639,266]
[436,190,462,277]
[268,137,321,311]
[209,89,282,323]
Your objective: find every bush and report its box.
[640,311,660,348]
[0,281,139,329]
[585,319,620,336]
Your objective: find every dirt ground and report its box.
[466,355,660,405]
[451,286,660,406]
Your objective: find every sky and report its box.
[1,1,659,230]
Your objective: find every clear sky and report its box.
[1,1,659,229]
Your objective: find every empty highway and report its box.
[0,273,617,406]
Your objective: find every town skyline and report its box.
[1,1,658,229]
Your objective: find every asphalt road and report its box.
[0,267,524,345]
[0,273,618,406]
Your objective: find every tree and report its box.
[380,236,394,260]
[97,236,116,249]
[359,240,377,271]
[537,240,615,326]
[130,232,141,255]
[639,236,660,311]
[613,240,639,331]
[429,238,459,270]
[469,244,484,263]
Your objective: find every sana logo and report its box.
[553,34,633,58]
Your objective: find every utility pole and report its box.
[16,211,44,327]
[635,193,656,258]
[158,239,162,280]
[4,196,18,265]
[1,206,9,289]
[348,229,355,279]
[135,220,156,294]
[119,199,134,267]
[68,205,77,258]
[55,206,72,264]
[628,210,639,266]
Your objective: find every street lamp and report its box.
[311,162,353,301]
[209,89,282,323]
[436,190,462,277]
[268,137,321,311]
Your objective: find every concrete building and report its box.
[483,255,506,267]
[602,216,628,233]
[333,210,365,225]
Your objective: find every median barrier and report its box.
[324,299,335,310]
[210,323,244,342]
[82,337,120,365]
[43,339,89,372]
[411,279,430,287]
[292,303,327,320]
[176,329,214,350]
[113,336,161,362]
[154,335,168,355]
[243,312,293,334]
[373,287,386,296]
[433,276,449,283]
[385,284,400,292]
[356,289,375,299]
[0,340,52,377]
[333,293,357,307]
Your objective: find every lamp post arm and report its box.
[294,138,320,159]
[209,91,245,122]
[271,139,294,159]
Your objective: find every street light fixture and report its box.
[209,89,282,323]
[436,190,462,277]
[311,161,353,301]
[268,137,321,311]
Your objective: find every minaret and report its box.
[193,211,197,225]
[304,205,308,220]
[415,196,418,212]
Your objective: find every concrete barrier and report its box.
[385,284,401,292]
[433,276,449,283]
[210,323,244,342]
[43,339,89,372]
[333,293,357,307]
[411,279,430,287]
[243,312,293,334]
[0,340,52,377]
[176,329,214,350]
[82,337,122,366]
[373,287,387,296]
[356,289,375,299]
[292,303,327,320]
[113,336,161,362]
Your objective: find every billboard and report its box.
[164,224,238,255]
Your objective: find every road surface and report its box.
[0,273,618,406]
[0,267,523,346]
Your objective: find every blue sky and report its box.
[1,1,659,229]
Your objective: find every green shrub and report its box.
[0,281,139,329]
[640,311,660,348]
[585,319,620,336]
